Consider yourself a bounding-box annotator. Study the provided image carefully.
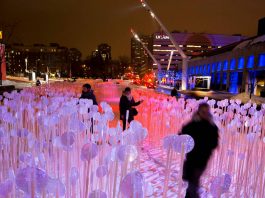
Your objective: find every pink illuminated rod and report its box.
[0,82,265,197]
[0,83,151,198]
[139,0,189,90]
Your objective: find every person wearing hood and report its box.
[180,103,219,198]
[36,79,41,86]
[119,87,143,131]
[80,83,98,105]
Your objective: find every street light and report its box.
[25,58,29,73]
[139,0,189,90]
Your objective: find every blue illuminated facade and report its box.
[247,55,254,68]
[217,62,222,71]
[238,57,244,69]
[258,54,265,67]
[229,72,238,93]
[181,35,265,95]
[230,59,236,70]
[223,61,228,71]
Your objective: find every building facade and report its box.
[153,32,246,71]
[98,43,111,63]
[5,43,81,78]
[0,44,7,81]
[88,43,112,78]
[184,35,265,96]
[131,35,153,76]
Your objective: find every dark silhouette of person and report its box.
[171,87,178,97]
[176,83,180,90]
[80,83,98,105]
[36,79,41,86]
[119,87,143,131]
[80,83,98,134]
[181,103,219,198]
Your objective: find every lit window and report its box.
[230,59,236,70]
[187,45,201,48]
[258,54,265,67]
[217,62,222,71]
[203,65,207,74]
[212,63,217,72]
[238,57,244,69]
[247,55,254,68]
[223,61,228,71]
[196,66,199,74]
[199,65,203,73]
[207,64,211,73]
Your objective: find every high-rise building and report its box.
[88,43,112,78]
[98,43,111,63]
[131,35,153,76]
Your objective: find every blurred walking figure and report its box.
[181,103,219,198]
[171,87,178,98]
[119,87,143,131]
[36,79,41,86]
[80,83,98,105]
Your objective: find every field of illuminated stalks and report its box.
[0,81,265,198]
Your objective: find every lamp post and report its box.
[25,58,29,73]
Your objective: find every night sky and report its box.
[1,0,265,59]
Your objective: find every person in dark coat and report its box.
[80,83,98,105]
[119,87,143,131]
[36,79,41,86]
[171,87,178,97]
[181,103,219,198]
[80,83,97,134]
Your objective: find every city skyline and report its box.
[1,0,265,58]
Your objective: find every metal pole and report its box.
[140,0,189,90]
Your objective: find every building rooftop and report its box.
[194,34,265,58]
